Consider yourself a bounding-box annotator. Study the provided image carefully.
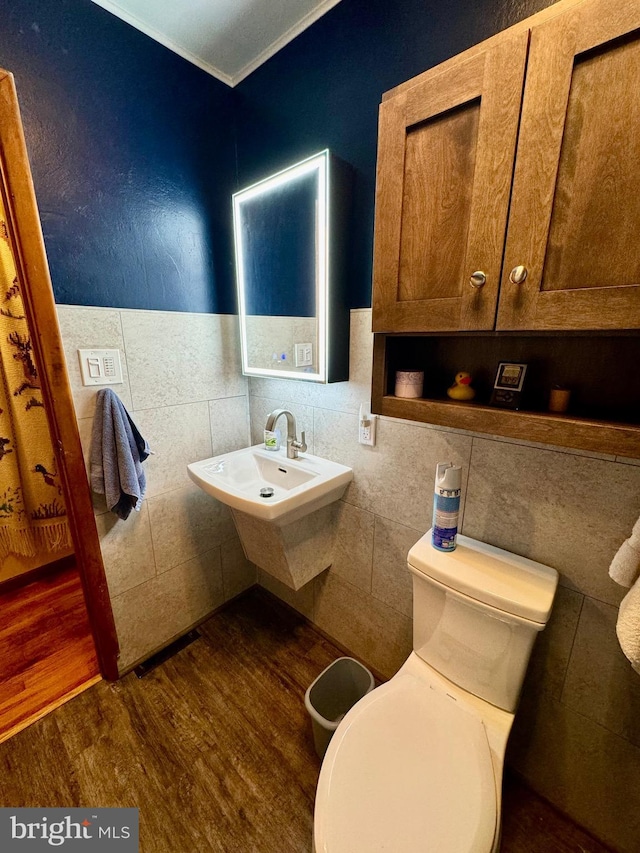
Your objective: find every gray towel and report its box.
[90,388,150,520]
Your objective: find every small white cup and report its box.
[395,370,424,398]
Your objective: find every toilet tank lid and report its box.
[408,531,559,624]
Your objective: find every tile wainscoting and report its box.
[249,308,640,853]
[56,305,256,672]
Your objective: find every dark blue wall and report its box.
[234,0,558,308]
[0,0,236,313]
[0,0,559,314]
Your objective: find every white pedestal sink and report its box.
[187,446,353,590]
[187,445,353,527]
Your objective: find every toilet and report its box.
[314,530,559,853]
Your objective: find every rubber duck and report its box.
[447,371,476,401]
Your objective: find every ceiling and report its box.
[91,0,341,87]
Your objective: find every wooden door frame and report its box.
[0,70,119,680]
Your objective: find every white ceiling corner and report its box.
[91,0,342,87]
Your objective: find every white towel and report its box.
[610,515,640,673]
[609,515,640,587]
[617,580,640,674]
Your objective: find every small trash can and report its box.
[304,657,375,759]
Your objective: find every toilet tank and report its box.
[407,531,558,713]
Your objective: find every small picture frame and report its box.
[490,362,528,409]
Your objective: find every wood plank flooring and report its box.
[0,562,100,740]
[0,588,612,852]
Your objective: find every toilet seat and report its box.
[314,673,497,853]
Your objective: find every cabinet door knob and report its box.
[509,265,528,284]
[469,270,486,289]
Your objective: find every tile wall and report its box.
[249,308,640,852]
[56,305,256,672]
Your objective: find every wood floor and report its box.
[0,562,100,741]
[0,588,611,852]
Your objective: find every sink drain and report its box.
[259,487,275,498]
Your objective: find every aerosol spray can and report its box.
[431,462,462,552]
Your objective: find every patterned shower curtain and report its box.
[0,190,71,560]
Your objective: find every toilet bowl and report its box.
[313,531,558,853]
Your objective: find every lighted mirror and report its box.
[233,150,351,383]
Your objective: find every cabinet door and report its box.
[498,0,640,330]
[372,32,528,333]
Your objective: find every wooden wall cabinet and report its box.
[372,0,640,334]
[372,31,528,332]
[371,0,640,457]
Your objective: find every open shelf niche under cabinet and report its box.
[371,333,640,458]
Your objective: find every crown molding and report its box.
[91,0,234,87]
[92,0,341,88]
[230,0,341,86]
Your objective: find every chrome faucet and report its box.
[265,408,307,459]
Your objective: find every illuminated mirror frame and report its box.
[233,149,350,384]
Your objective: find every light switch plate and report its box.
[78,348,123,386]
[294,342,313,368]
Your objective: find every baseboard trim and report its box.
[0,554,75,594]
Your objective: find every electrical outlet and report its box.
[358,414,377,446]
